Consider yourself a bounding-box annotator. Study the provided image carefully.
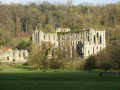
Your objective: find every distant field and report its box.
[0,71,120,90]
[10,37,30,47]
[14,37,30,43]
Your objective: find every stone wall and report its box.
[32,28,106,58]
[0,49,28,64]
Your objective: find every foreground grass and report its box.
[0,71,120,90]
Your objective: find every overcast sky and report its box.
[0,0,120,5]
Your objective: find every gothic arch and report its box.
[88,36,89,41]
[94,35,96,44]
[100,47,101,51]
[38,32,40,43]
[34,33,35,41]
[88,50,89,54]
[71,41,72,45]
[76,41,78,46]
[100,35,102,44]
[44,35,45,39]
[36,32,37,42]
[97,32,99,38]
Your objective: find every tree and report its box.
[101,63,111,72]
[84,56,96,72]
[66,0,74,7]
[52,48,69,69]
[95,40,120,70]
[18,40,27,50]
[28,42,53,71]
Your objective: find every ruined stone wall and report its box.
[0,49,28,64]
[83,28,106,58]
[32,28,106,58]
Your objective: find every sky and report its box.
[0,0,120,5]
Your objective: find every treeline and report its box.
[0,2,120,45]
[85,40,120,72]
[28,40,120,72]
[28,42,82,71]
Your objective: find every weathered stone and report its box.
[0,48,28,64]
[32,28,106,59]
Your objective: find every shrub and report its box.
[84,56,96,72]
[101,63,111,72]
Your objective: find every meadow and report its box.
[0,66,120,90]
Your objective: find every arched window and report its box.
[49,34,50,40]
[88,36,89,41]
[38,32,39,43]
[7,56,9,60]
[97,47,98,50]
[44,35,45,39]
[93,47,94,53]
[100,47,101,51]
[34,33,35,41]
[36,33,37,41]
[86,33,87,37]
[13,59,15,62]
[53,35,54,40]
[100,35,102,44]
[97,32,99,38]
[94,35,96,44]
[77,33,78,38]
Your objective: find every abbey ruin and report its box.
[32,28,106,58]
[0,48,28,64]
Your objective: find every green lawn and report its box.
[0,71,120,90]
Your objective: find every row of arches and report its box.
[93,35,102,44]
[60,32,87,40]
[34,32,40,43]
[60,40,84,47]
[87,46,102,55]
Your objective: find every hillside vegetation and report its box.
[0,2,120,47]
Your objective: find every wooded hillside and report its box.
[0,2,120,47]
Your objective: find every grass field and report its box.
[0,71,120,90]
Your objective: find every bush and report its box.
[50,59,64,69]
[84,56,96,72]
[101,63,111,72]
[18,40,27,50]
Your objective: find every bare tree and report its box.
[66,0,74,7]
[28,42,53,71]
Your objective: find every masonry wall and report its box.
[32,28,106,58]
[0,49,28,64]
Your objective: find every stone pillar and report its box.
[103,30,106,48]
[20,50,24,61]
[24,50,28,57]
[9,49,14,62]
[0,50,3,60]
[70,46,72,58]
[14,50,20,62]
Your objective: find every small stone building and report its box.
[0,48,28,64]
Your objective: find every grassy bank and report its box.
[0,65,119,72]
